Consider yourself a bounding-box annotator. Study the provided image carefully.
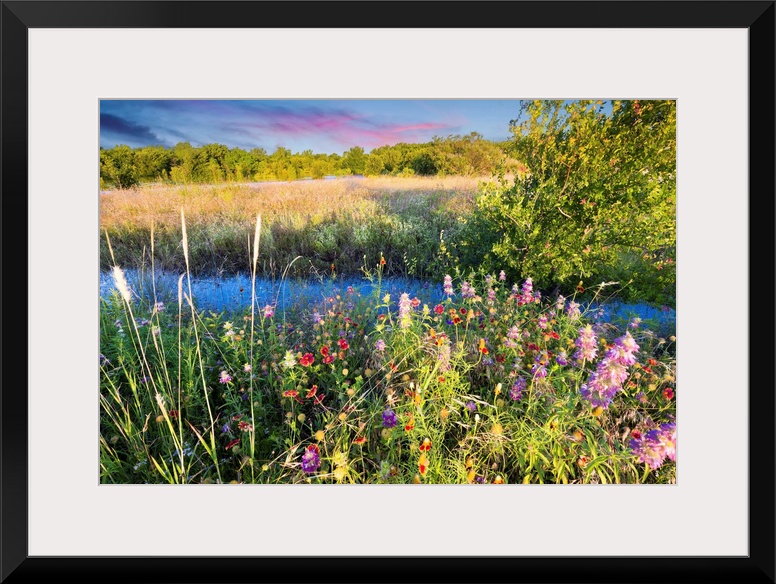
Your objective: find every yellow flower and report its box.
[314,430,325,441]
[332,450,347,467]
[333,467,347,481]
[592,406,604,417]
[491,423,503,435]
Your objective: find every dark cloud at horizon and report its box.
[100,113,171,148]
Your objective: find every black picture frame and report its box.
[2,2,774,582]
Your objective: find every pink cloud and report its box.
[240,108,456,149]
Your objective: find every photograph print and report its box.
[99,98,677,485]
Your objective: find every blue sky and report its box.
[99,99,527,154]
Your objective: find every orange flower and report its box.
[354,436,367,445]
[306,385,318,398]
[282,390,299,398]
[404,417,415,432]
[419,438,432,452]
[493,475,504,484]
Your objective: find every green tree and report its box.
[100,145,138,189]
[342,146,366,175]
[364,153,385,176]
[474,99,676,303]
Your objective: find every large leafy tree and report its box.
[474,99,676,303]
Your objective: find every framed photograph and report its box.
[4,1,773,582]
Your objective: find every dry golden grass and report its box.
[99,175,488,231]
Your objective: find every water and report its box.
[100,269,675,336]
[99,269,440,315]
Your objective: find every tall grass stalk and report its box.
[180,209,222,483]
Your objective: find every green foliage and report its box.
[100,135,510,188]
[100,145,139,189]
[467,100,676,305]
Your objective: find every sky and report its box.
[99,99,527,154]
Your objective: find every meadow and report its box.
[100,178,677,484]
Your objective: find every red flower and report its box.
[300,353,315,366]
[419,438,432,452]
[354,436,367,445]
[380,257,386,265]
[313,393,325,405]
[306,385,318,398]
[225,438,240,450]
[452,316,462,325]
[168,409,179,419]
[320,346,330,357]
[648,358,658,366]
[338,339,349,350]
[631,430,642,439]
[323,355,335,364]
[434,304,445,315]
[549,331,560,340]
[282,390,299,398]
[411,297,420,308]
[663,387,675,400]
[459,308,467,315]
[418,453,429,475]
[495,354,505,363]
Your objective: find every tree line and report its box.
[99,133,519,189]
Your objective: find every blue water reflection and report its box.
[100,269,675,335]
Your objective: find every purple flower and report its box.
[221,423,231,435]
[398,293,412,328]
[629,317,642,329]
[630,429,666,470]
[566,301,581,321]
[499,270,506,281]
[465,401,477,412]
[382,408,398,428]
[556,350,568,366]
[531,363,548,378]
[461,281,476,299]
[219,371,232,384]
[312,311,323,324]
[659,422,676,462]
[300,445,321,474]
[574,324,598,362]
[263,304,274,318]
[487,288,496,304]
[537,314,548,330]
[520,278,534,304]
[443,275,454,296]
[99,353,110,366]
[510,378,526,401]
[375,339,387,352]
